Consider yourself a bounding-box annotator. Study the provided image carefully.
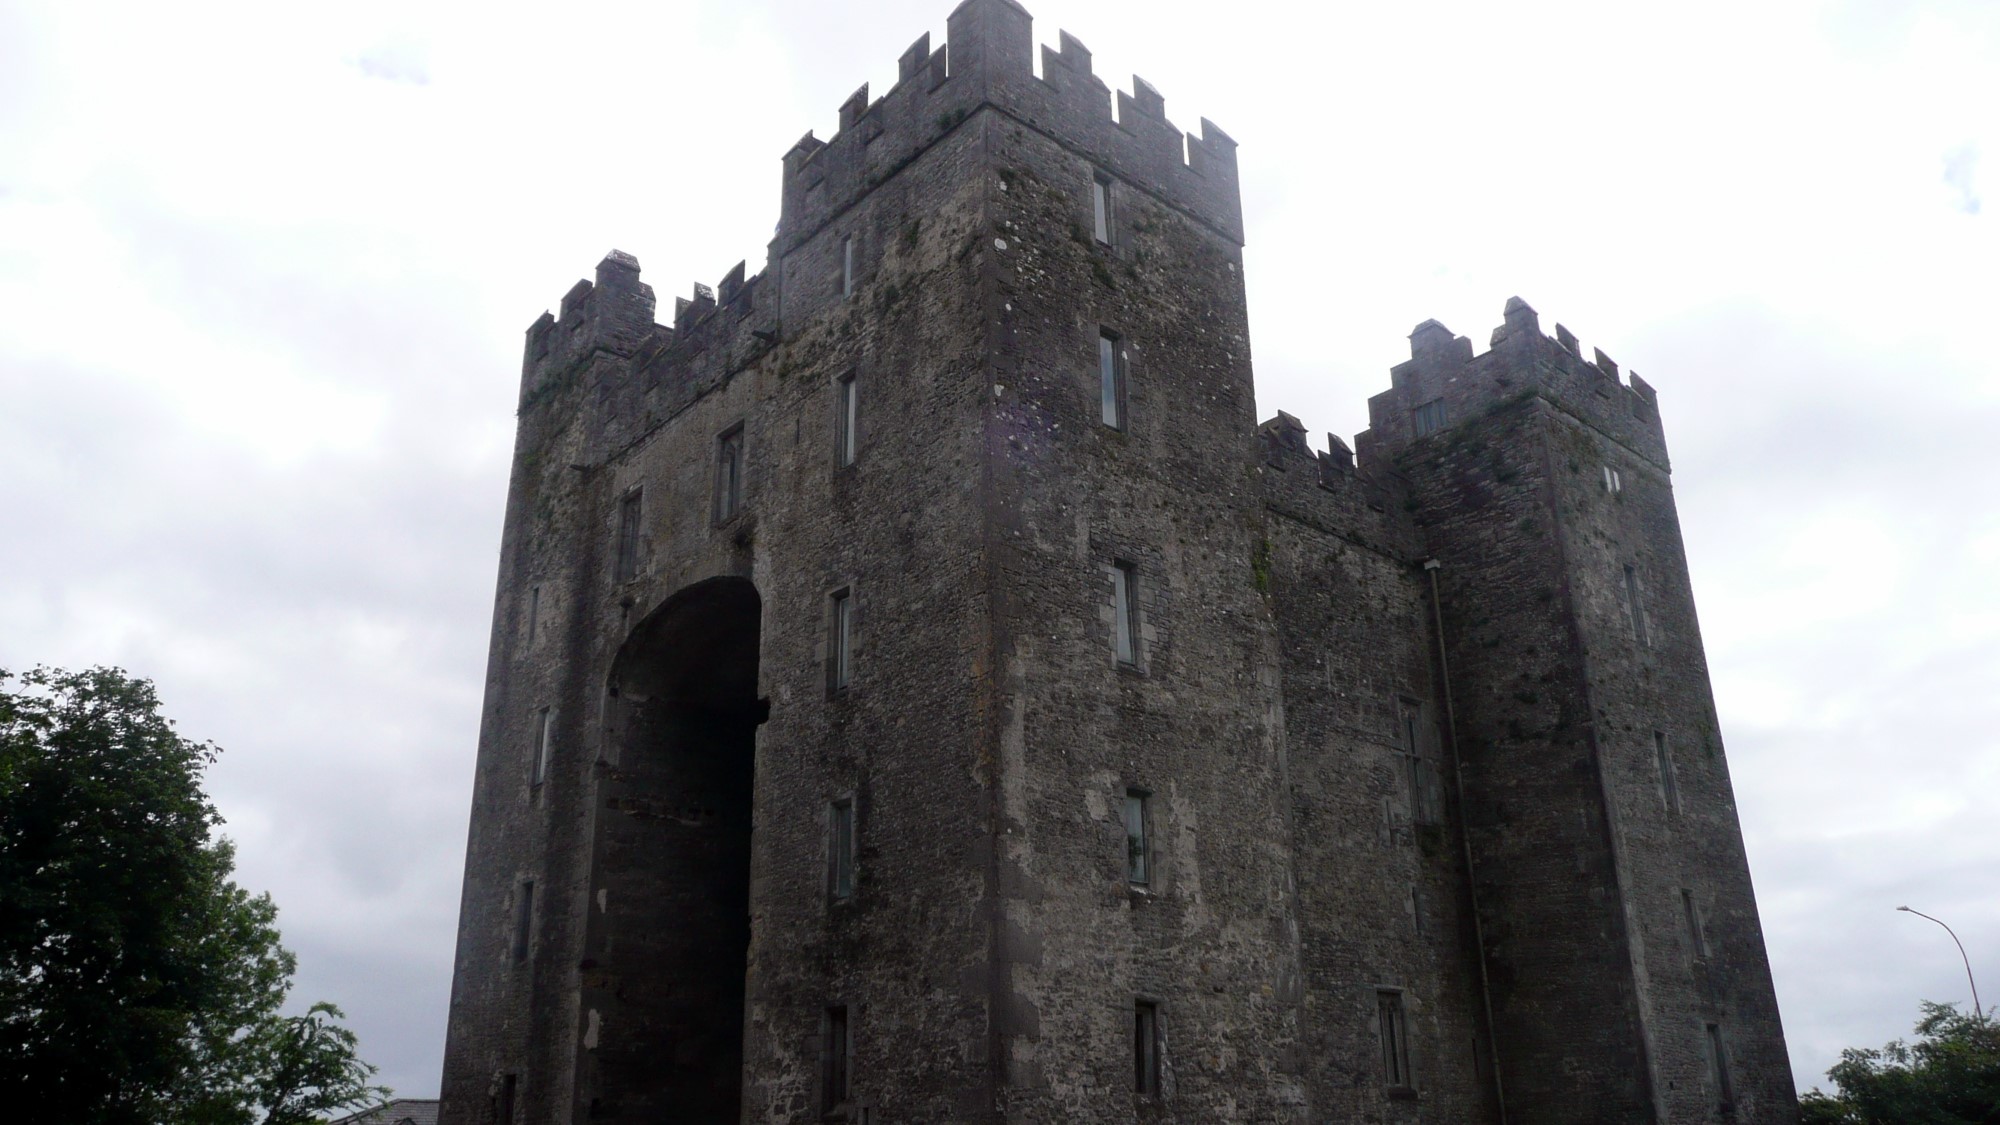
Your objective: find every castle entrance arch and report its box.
[586,576,763,1124]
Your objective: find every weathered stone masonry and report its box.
[438,2,1793,1122]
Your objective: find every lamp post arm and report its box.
[1900,906,1984,1021]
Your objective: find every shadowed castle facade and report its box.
[437,2,1793,1121]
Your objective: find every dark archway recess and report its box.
[589,576,764,1124]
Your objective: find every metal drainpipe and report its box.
[1426,557,1508,1125]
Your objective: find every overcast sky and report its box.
[2,0,1994,1101]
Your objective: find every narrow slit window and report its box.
[512,880,534,965]
[1111,561,1139,667]
[823,1005,851,1110]
[498,1074,517,1124]
[1624,564,1650,647]
[1377,990,1411,1089]
[836,372,859,467]
[1654,730,1681,814]
[1092,171,1113,245]
[1603,464,1623,493]
[614,489,643,582]
[841,235,856,298]
[1099,329,1127,430]
[531,706,553,788]
[1402,703,1441,826]
[829,798,856,901]
[1133,1000,1159,1096]
[1705,1023,1735,1109]
[1682,889,1707,960]
[715,425,745,522]
[526,584,541,644]
[1413,398,1448,436]
[829,588,853,692]
[1124,789,1150,885]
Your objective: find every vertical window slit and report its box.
[1133,1000,1159,1096]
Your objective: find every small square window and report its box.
[1123,789,1150,885]
[829,798,856,901]
[1092,172,1114,245]
[715,426,745,523]
[1099,330,1127,430]
[836,372,859,468]
[1133,1000,1160,1097]
[1111,561,1140,667]
[531,706,554,788]
[1377,990,1411,1090]
[1413,398,1448,437]
[828,588,853,693]
[614,489,643,582]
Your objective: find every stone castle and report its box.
[437,2,1793,1121]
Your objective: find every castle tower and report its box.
[440,2,1304,1120]
[1350,303,1794,1121]
[438,4,1793,1122]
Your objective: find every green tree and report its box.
[0,666,387,1124]
[1800,1001,2000,1124]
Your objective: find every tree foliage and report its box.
[0,667,387,1124]
[1800,1001,2000,1124]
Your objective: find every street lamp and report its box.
[1898,906,1984,1020]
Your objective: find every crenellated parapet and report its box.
[521,251,658,407]
[518,251,780,459]
[1353,298,1669,471]
[776,0,1241,253]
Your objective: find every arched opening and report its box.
[588,576,763,1123]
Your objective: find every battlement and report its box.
[519,252,778,449]
[1352,298,1669,471]
[777,0,1241,252]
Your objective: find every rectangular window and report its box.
[1377,990,1411,1089]
[615,489,643,582]
[512,880,534,965]
[1099,329,1127,430]
[1705,1023,1735,1109]
[1624,564,1650,647]
[1603,464,1623,493]
[1092,171,1113,245]
[1654,730,1681,814]
[1124,789,1150,885]
[829,798,856,901]
[836,372,858,467]
[1682,889,1707,961]
[823,1005,851,1110]
[828,588,853,692]
[498,1073,517,1124]
[1402,703,1442,826]
[526,584,541,644]
[842,235,856,298]
[1413,398,1448,436]
[1111,561,1139,667]
[715,425,745,522]
[531,706,553,787]
[1133,1000,1160,1096]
